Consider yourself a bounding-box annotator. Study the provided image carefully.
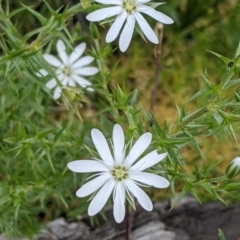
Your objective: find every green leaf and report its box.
[186,89,208,102]
[234,40,240,58]
[4,137,19,144]
[207,50,231,64]
[224,78,240,89]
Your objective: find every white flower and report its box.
[68,124,169,223]
[226,156,240,178]
[86,0,174,52]
[37,40,99,99]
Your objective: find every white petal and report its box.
[91,129,114,166]
[86,87,94,92]
[119,15,135,52]
[72,56,94,69]
[131,151,168,171]
[86,6,122,22]
[57,74,67,84]
[73,67,99,76]
[71,75,92,87]
[45,78,57,89]
[113,182,126,223]
[137,0,151,4]
[69,43,86,64]
[138,5,174,24]
[88,180,115,216]
[60,76,69,86]
[134,12,158,44]
[53,86,61,99]
[129,172,169,188]
[56,40,69,65]
[68,78,76,86]
[106,10,127,43]
[95,0,122,4]
[43,54,62,67]
[76,174,112,197]
[113,124,125,165]
[125,179,153,211]
[125,132,152,167]
[36,69,48,77]
[67,160,109,172]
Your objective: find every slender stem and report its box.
[170,106,209,134]
[180,106,209,128]
[150,23,164,111]
[125,201,129,240]
[125,201,134,240]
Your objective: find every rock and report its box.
[157,195,240,240]
[131,221,176,240]
[35,218,90,240]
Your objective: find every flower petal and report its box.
[113,124,125,165]
[86,6,122,22]
[72,56,94,69]
[125,179,153,211]
[91,128,114,166]
[45,78,57,89]
[56,73,66,84]
[125,132,152,167]
[43,54,62,67]
[119,14,135,52]
[53,86,61,99]
[137,0,151,4]
[95,0,122,4]
[129,172,169,188]
[67,160,109,173]
[134,12,158,44]
[138,5,174,24]
[88,180,115,216]
[71,75,92,87]
[60,76,69,86]
[36,69,48,77]
[131,151,167,171]
[68,78,76,86]
[113,182,125,223]
[56,40,69,65]
[69,43,86,64]
[106,10,127,43]
[73,67,99,76]
[76,173,112,197]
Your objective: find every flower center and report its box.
[112,166,128,181]
[63,66,71,76]
[123,0,136,14]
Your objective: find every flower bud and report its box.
[226,157,240,178]
[223,182,240,191]
[81,0,93,8]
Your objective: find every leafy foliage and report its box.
[0,0,240,237]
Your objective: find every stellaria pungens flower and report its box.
[86,0,174,52]
[37,40,98,99]
[67,124,169,223]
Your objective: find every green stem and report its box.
[93,39,119,120]
[171,106,209,134]
[125,109,135,130]
[206,176,228,183]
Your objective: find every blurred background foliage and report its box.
[0,0,240,236]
